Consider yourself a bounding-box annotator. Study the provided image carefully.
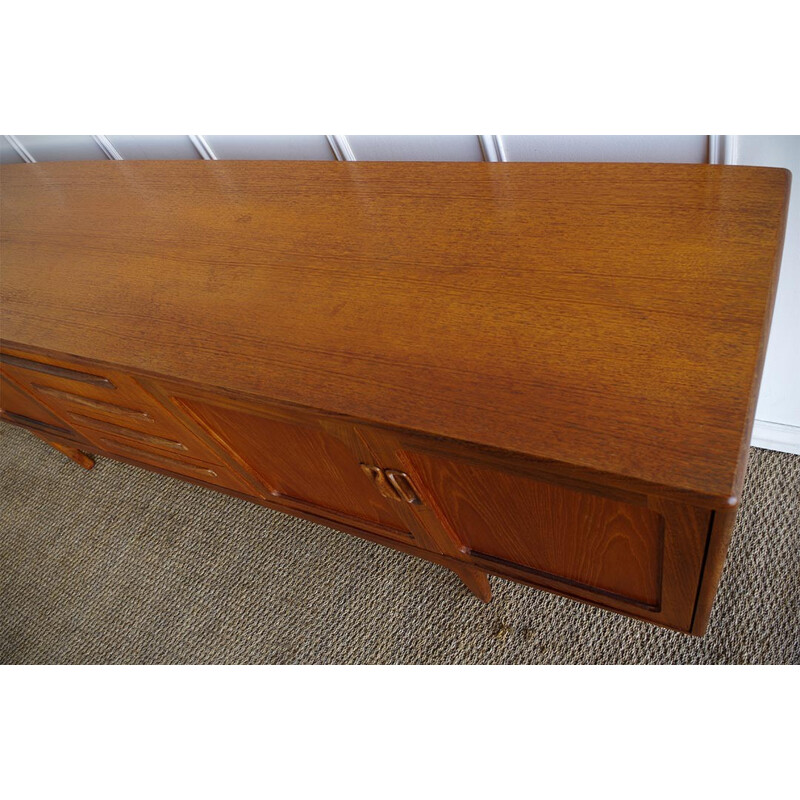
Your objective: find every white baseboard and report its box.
[751,419,800,456]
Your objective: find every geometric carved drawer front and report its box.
[0,373,79,437]
[0,353,183,442]
[92,435,257,494]
[0,349,258,494]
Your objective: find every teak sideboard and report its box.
[0,161,790,635]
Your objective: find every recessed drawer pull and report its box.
[0,410,74,438]
[97,438,219,479]
[67,412,188,450]
[1,354,115,387]
[32,385,154,421]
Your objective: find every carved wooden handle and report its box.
[361,463,423,505]
[360,463,402,502]
[385,470,422,505]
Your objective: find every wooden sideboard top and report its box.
[0,161,790,508]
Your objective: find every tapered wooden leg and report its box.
[32,432,95,470]
[451,563,492,602]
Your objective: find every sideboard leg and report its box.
[32,433,95,470]
[451,563,492,602]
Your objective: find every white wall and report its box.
[2,134,798,453]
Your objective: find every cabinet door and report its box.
[151,383,417,544]
[396,446,709,630]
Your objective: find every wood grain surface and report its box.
[176,394,412,532]
[403,448,664,607]
[0,161,790,508]
[1,373,74,431]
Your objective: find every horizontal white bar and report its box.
[751,419,800,456]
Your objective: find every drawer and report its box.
[96,433,257,494]
[1,349,230,463]
[1,374,83,441]
[1,351,173,432]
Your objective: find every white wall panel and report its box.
[735,136,800,452]
[500,135,709,163]
[346,135,483,161]
[0,137,24,164]
[203,135,335,160]
[17,135,108,162]
[106,135,200,160]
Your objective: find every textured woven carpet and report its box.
[1,423,798,664]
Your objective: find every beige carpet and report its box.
[1,422,798,664]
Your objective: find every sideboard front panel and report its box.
[0,348,261,495]
[169,393,416,543]
[402,448,665,608]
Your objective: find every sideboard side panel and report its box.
[691,508,738,635]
